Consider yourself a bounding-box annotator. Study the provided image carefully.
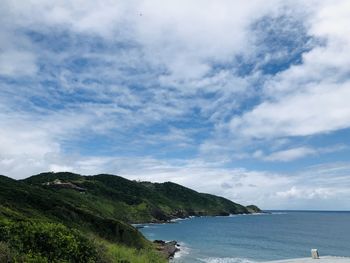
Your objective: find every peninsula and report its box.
[0,172,260,262]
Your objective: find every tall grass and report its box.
[107,243,167,263]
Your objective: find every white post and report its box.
[311,249,319,259]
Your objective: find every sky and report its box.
[1,0,350,210]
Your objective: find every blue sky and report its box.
[1,0,350,209]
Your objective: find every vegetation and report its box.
[22,172,250,222]
[0,220,101,262]
[246,205,262,213]
[0,172,260,262]
[0,220,165,263]
[107,244,166,263]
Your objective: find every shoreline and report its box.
[136,212,269,260]
[265,256,350,262]
[137,212,350,262]
[132,211,268,227]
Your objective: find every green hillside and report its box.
[22,172,252,222]
[0,172,260,262]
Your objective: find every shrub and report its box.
[0,220,103,262]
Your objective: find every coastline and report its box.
[138,211,350,262]
[265,256,350,263]
[133,211,268,226]
[137,212,268,260]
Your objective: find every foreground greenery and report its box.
[0,220,102,262]
[0,172,260,262]
[0,220,166,263]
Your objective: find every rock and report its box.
[153,240,180,259]
[153,240,165,245]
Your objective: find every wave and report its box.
[198,257,258,263]
[229,213,268,217]
[170,218,187,223]
[174,242,191,259]
[170,216,196,223]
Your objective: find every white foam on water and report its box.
[170,216,197,223]
[198,257,258,263]
[174,243,191,258]
[228,213,268,217]
[169,242,191,262]
[170,217,187,222]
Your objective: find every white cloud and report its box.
[0,51,37,76]
[1,0,285,82]
[229,1,350,140]
[255,144,347,162]
[0,107,100,177]
[1,0,350,211]
[263,147,316,162]
[275,186,334,200]
[0,12,38,76]
[230,81,350,138]
[0,114,60,158]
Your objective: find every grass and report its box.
[107,243,166,263]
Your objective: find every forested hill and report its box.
[23,172,259,221]
[0,172,261,262]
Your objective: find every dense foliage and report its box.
[0,220,165,263]
[0,220,101,262]
[22,172,251,222]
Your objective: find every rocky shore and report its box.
[153,240,180,259]
[134,209,266,226]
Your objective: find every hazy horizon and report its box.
[1,0,350,210]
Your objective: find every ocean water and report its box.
[139,211,350,262]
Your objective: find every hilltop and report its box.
[21,172,259,222]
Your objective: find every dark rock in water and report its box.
[153,240,180,259]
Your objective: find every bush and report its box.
[0,220,164,263]
[0,220,103,262]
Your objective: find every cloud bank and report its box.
[1,0,350,209]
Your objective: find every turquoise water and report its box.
[139,211,350,262]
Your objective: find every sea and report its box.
[139,211,350,263]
